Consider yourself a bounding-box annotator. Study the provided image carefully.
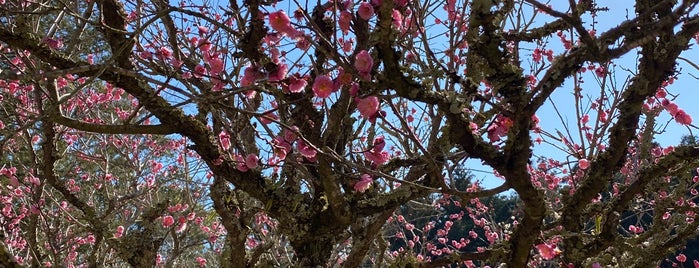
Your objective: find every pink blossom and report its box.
[358,2,374,20]
[535,243,557,260]
[288,76,307,93]
[293,8,304,21]
[663,146,675,155]
[355,50,373,73]
[162,215,175,228]
[0,166,16,177]
[236,154,249,172]
[656,88,667,98]
[533,48,542,63]
[219,131,231,151]
[628,224,643,234]
[241,66,260,87]
[354,174,372,193]
[312,75,334,98]
[392,9,403,29]
[663,100,680,115]
[270,47,281,63]
[157,47,172,60]
[372,136,386,151]
[469,122,479,134]
[350,82,360,97]
[297,139,317,159]
[364,137,388,166]
[581,114,590,124]
[579,159,590,170]
[196,257,207,267]
[594,66,606,77]
[677,253,687,263]
[194,64,208,78]
[663,211,671,220]
[486,115,512,142]
[675,109,693,125]
[43,37,64,49]
[295,35,311,50]
[245,154,259,169]
[342,37,355,53]
[175,222,187,233]
[198,39,213,52]
[356,96,379,118]
[197,26,208,35]
[114,226,125,238]
[269,11,293,35]
[364,150,389,165]
[208,58,224,76]
[269,63,288,82]
[284,126,299,142]
[339,11,352,34]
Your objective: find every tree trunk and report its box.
[291,236,337,267]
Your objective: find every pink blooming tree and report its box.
[1,0,699,267]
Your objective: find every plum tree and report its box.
[1,0,699,267]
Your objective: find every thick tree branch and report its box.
[503,0,594,42]
[52,115,176,134]
[344,210,394,267]
[210,178,249,268]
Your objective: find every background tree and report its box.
[1,0,699,267]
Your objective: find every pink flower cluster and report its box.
[240,64,287,95]
[43,37,64,49]
[269,11,300,37]
[354,174,373,192]
[358,2,374,20]
[218,131,260,171]
[271,126,316,162]
[162,215,175,227]
[297,139,317,161]
[339,11,352,35]
[532,48,553,63]
[364,136,389,166]
[235,154,259,172]
[578,159,590,170]
[272,135,293,160]
[312,75,336,98]
[219,131,231,151]
[628,224,644,234]
[356,96,380,119]
[661,98,693,125]
[535,243,560,260]
[114,226,125,238]
[355,50,373,80]
[287,75,308,93]
[487,115,513,142]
